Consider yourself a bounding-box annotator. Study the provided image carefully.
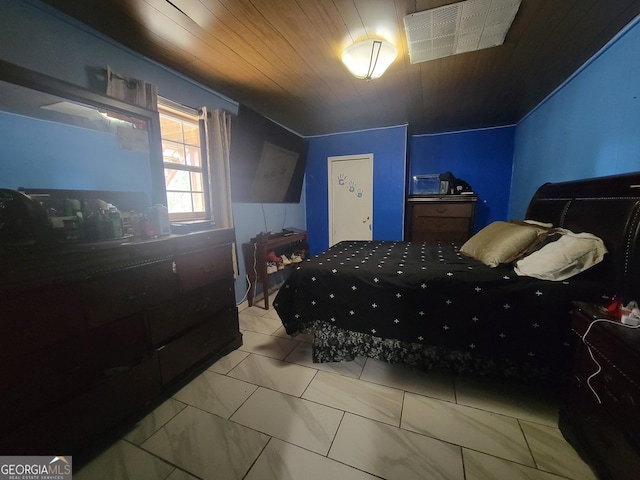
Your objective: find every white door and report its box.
[328,154,373,246]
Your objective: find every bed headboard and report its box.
[525,172,640,300]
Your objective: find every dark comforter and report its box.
[274,240,610,380]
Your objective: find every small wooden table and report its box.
[242,230,308,309]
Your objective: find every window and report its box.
[158,98,207,221]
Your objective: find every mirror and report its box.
[0,60,165,207]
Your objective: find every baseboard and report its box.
[236,280,285,312]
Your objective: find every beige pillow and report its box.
[514,229,607,281]
[460,221,547,267]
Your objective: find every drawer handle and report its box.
[126,289,148,301]
[193,303,208,313]
[202,264,217,274]
[436,207,448,213]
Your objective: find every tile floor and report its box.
[75,301,598,480]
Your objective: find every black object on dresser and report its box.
[0,228,241,460]
[406,195,477,243]
[560,301,640,480]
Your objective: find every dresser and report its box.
[0,228,241,459]
[559,301,640,480]
[407,195,477,243]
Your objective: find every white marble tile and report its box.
[263,307,282,320]
[74,439,174,480]
[166,469,200,480]
[402,393,535,466]
[463,449,568,480]
[142,406,269,480]
[231,387,343,455]
[454,375,560,426]
[285,341,366,378]
[361,358,455,401]
[239,310,283,335]
[238,329,298,360]
[302,370,404,426]
[123,398,187,445]
[272,325,313,343]
[171,369,257,418]
[245,438,378,480]
[329,413,465,480]
[520,420,598,480]
[243,304,272,317]
[228,353,317,396]
[206,349,249,374]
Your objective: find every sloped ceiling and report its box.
[41,0,640,136]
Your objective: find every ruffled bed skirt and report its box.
[304,320,564,384]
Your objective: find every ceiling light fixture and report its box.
[342,39,398,81]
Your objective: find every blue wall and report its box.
[509,16,640,218]
[409,126,515,232]
[305,125,407,254]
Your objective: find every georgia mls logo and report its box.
[49,456,71,474]
[0,455,72,479]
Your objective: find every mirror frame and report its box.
[0,59,167,207]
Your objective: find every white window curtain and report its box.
[200,107,233,229]
[201,107,236,277]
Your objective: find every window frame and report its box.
[158,97,211,222]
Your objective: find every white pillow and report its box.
[514,229,607,281]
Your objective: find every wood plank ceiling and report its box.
[41,0,640,136]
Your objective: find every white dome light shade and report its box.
[342,39,398,80]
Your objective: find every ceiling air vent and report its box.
[404,0,522,64]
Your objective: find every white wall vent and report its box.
[404,0,522,64]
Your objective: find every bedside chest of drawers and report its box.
[559,301,640,480]
[407,195,477,243]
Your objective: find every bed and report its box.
[274,172,640,382]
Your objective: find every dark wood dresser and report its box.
[0,228,241,459]
[407,195,477,243]
[559,301,640,480]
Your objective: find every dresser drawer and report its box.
[565,378,640,480]
[414,217,469,233]
[157,307,239,385]
[80,260,179,326]
[413,202,473,218]
[175,244,233,292]
[1,313,148,431]
[0,286,89,359]
[1,351,161,455]
[148,278,235,346]
[574,346,640,419]
[411,217,471,243]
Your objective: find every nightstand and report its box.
[559,301,640,480]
